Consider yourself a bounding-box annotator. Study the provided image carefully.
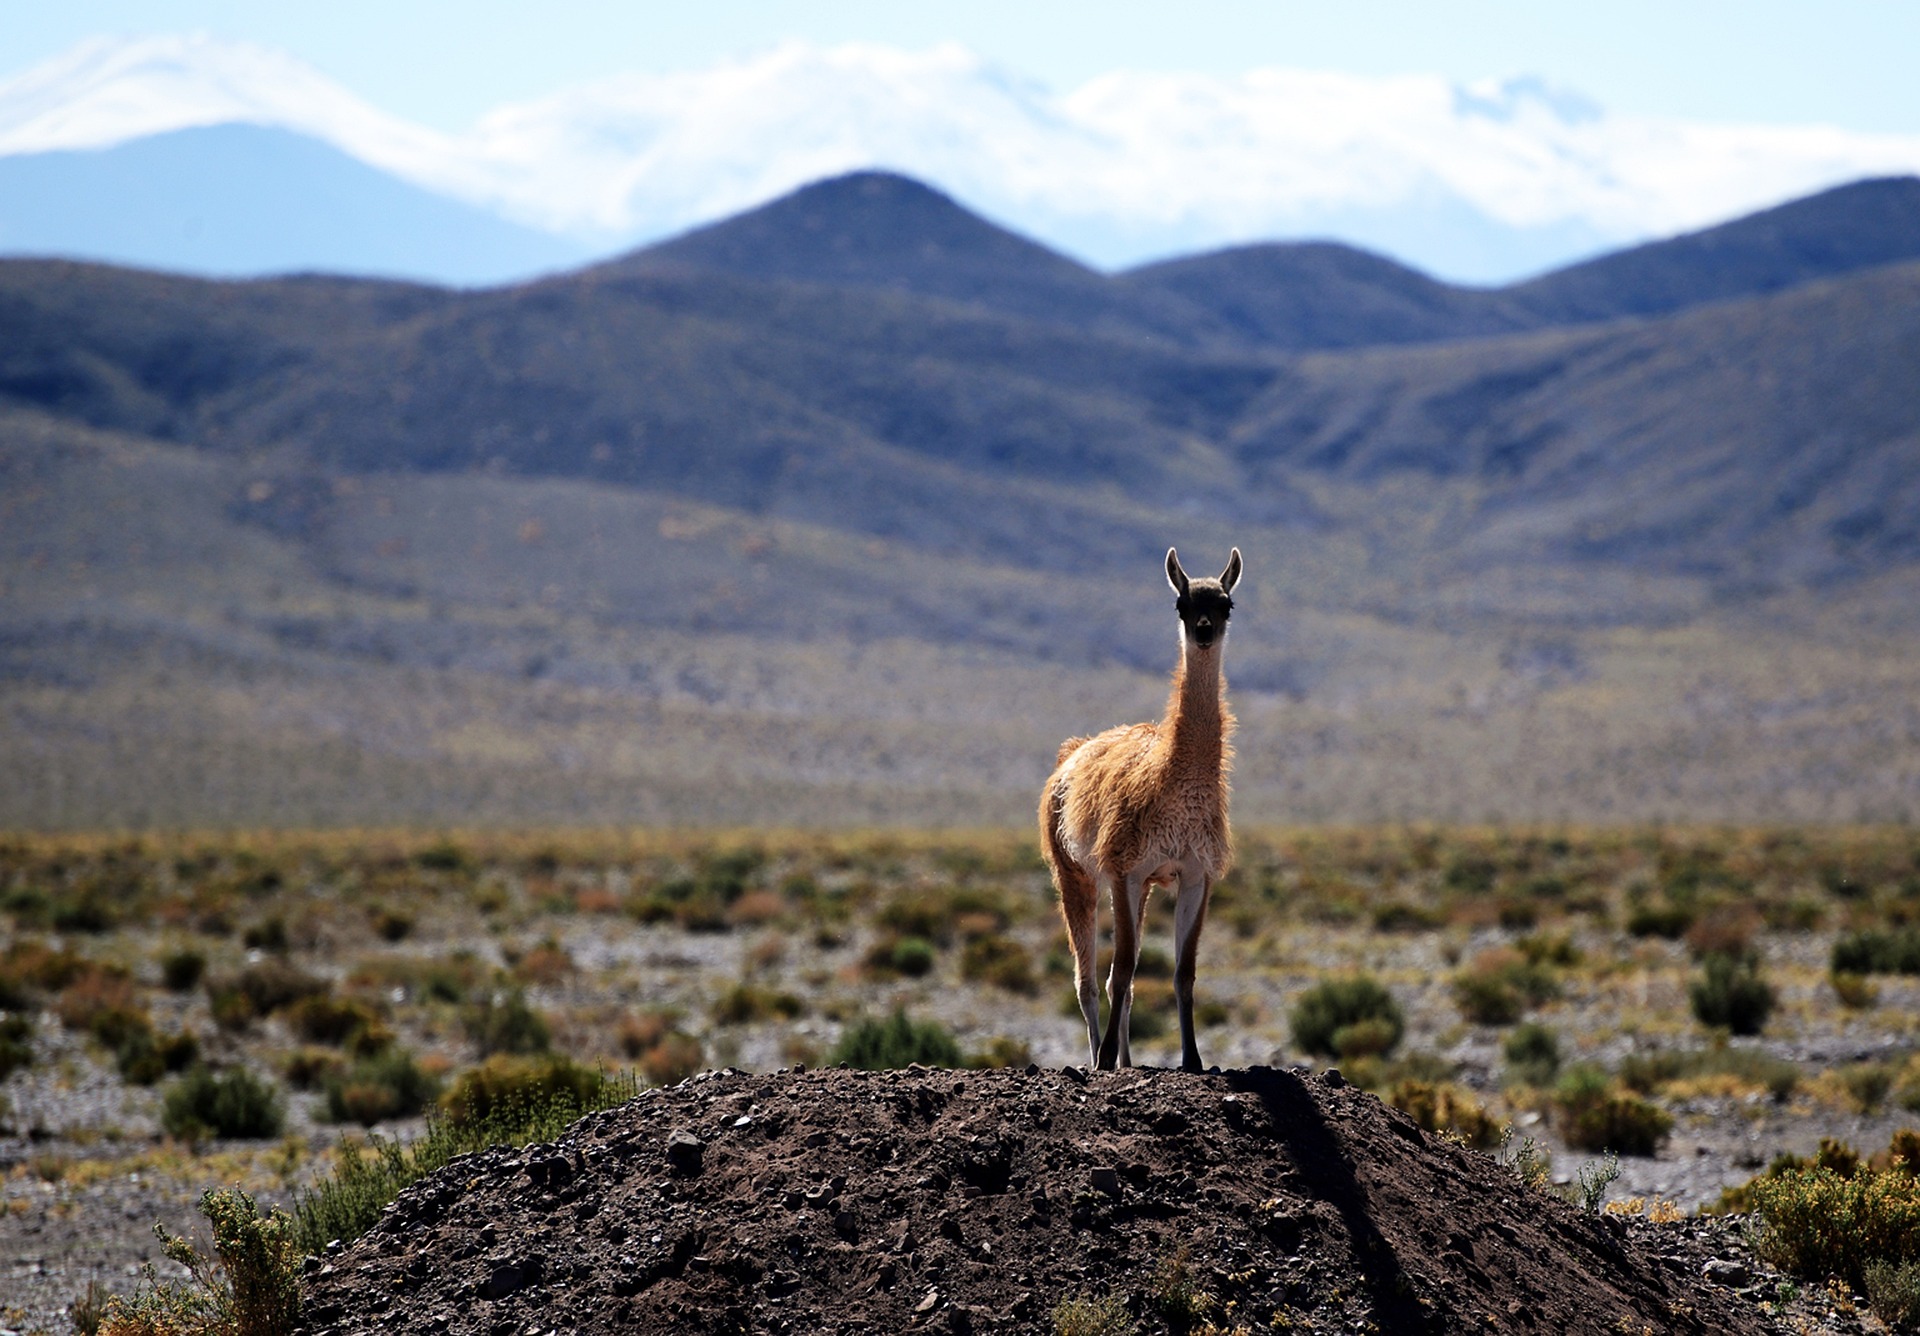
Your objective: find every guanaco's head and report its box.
[1166,547,1242,650]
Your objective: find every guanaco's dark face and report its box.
[1166,547,1243,649]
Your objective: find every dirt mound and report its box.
[299,1065,1772,1334]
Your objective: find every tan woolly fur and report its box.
[1039,546,1242,1071]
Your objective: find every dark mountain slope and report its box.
[0,258,1281,530]
[1232,260,1920,587]
[1507,174,1920,324]
[599,170,1228,345]
[0,259,442,438]
[1126,175,1920,351]
[1120,240,1524,350]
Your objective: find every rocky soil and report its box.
[302,1064,1818,1336]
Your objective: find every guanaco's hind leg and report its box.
[1042,779,1102,1067]
[1098,869,1147,1069]
[1172,864,1213,1073]
[1059,864,1101,1066]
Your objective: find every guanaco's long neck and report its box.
[1163,641,1230,780]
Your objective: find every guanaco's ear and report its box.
[1219,547,1243,593]
[1166,548,1190,596]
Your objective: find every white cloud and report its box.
[5,34,1919,280]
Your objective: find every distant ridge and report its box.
[601,170,1228,345]
[1120,241,1514,351]
[0,124,588,286]
[1123,174,1920,350]
[1505,174,1920,322]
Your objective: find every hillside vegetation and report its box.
[3,172,1919,827]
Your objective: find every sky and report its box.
[6,0,1919,137]
[3,3,1919,283]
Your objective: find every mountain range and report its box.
[3,170,1918,828]
[8,35,1920,283]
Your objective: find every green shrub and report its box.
[293,1065,637,1256]
[1752,1163,1920,1291]
[966,1035,1033,1069]
[369,906,414,942]
[1689,953,1775,1035]
[284,995,391,1055]
[1371,902,1443,933]
[1626,902,1694,938]
[889,936,937,977]
[323,1049,441,1126]
[1838,1062,1897,1114]
[828,1011,963,1069]
[710,981,804,1025]
[1499,1127,1553,1191]
[960,934,1037,993]
[115,1028,198,1086]
[51,889,117,934]
[160,948,206,992]
[241,917,289,954]
[1577,1152,1621,1215]
[1865,1258,1920,1331]
[206,961,328,1029]
[1552,1063,1672,1155]
[414,840,472,873]
[162,1066,285,1141]
[462,989,551,1057]
[284,1046,347,1091]
[1289,976,1404,1059]
[1502,1022,1561,1087]
[0,1013,34,1081]
[1833,928,1920,976]
[438,1054,606,1131]
[102,1188,301,1336]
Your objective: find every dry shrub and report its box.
[100,1188,301,1336]
[743,935,786,974]
[1753,1160,1920,1291]
[56,967,140,1036]
[1832,971,1879,1009]
[1451,947,1558,1026]
[617,1011,705,1086]
[323,1049,441,1126]
[509,939,574,986]
[283,995,391,1055]
[960,933,1037,993]
[206,961,328,1030]
[1389,1079,1504,1148]
[462,990,551,1057]
[1684,905,1762,961]
[439,1054,605,1130]
[710,981,804,1025]
[572,886,622,915]
[727,890,786,927]
[0,939,88,1006]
